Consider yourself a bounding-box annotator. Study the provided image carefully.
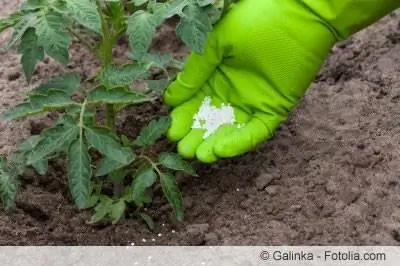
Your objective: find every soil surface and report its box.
[1,1,400,245]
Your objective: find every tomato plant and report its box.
[0,0,231,225]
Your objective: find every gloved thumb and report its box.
[163,29,224,107]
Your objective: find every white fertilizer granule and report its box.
[192,97,239,139]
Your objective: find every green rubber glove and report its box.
[164,0,399,163]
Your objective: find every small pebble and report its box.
[171,230,176,233]
[236,188,240,191]
[142,238,147,242]
[151,238,156,242]
[158,233,162,237]
[130,243,135,246]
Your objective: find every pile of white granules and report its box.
[192,96,243,139]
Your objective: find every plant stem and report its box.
[106,104,115,130]
[138,155,162,176]
[95,0,116,131]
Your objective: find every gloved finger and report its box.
[177,129,205,159]
[175,95,224,159]
[195,106,251,163]
[167,91,206,142]
[214,117,273,158]
[195,124,236,163]
[163,29,224,107]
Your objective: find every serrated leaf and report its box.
[0,89,77,120]
[131,167,157,206]
[32,159,48,175]
[0,161,18,212]
[127,10,158,57]
[21,0,47,10]
[5,14,36,50]
[6,151,27,177]
[129,52,173,69]
[162,0,189,18]
[145,79,169,92]
[160,173,184,221]
[196,0,214,6]
[121,135,131,147]
[110,200,126,224]
[36,11,71,64]
[87,86,150,105]
[0,12,21,33]
[67,0,102,34]
[17,27,44,83]
[134,116,171,147]
[158,152,197,176]
[29,73,81,96]
[140,212,155,230]
[90,196,113,223]
[132,0,148,6]
[68,138,92,209]
[85,127,133,164]
[27,125,79,164]
[17,135,41,152]
[147,52,173,68]
[104,0,126,30]
[95,154,135,177]
[176,4,212,53]
[99,64,149,88]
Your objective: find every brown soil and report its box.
[1,2,400,245]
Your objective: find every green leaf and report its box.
[140,212,155,230]
[36,11,71,64]
[176,3,212,53]
[196,0,214,6]
[145,79,169,92]
[5,14,36,50]
[162,0,190,18]
[131,167,157,206]
[0,159,19,212]
[127,10,158,57]
[29,73,81,96]
[121,135,131,147]
[99,64,149,88]
[32,159,48,175]
[95,155,135,177]
[87,86,150,105]
[89,196,113,223]
[84,127,134,164]
[0,12,21,33]
[104,0,126,31]
[110,200,126,224]
[68,138,92,209]
[67,0,102,34]
[0,90,77,120]
[134,116,171,147]
[160,173,184,221]
[20,0,47,10]
[17,135,41,152]
[27,125,79,164]
[6,152,28,176]
[132,0,148,6]
[131,52,173,69]
[17,27,44,83]
[158,152,197,176]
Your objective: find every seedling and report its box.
[0,0,233,225]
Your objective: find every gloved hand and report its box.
[164,0,399,163]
